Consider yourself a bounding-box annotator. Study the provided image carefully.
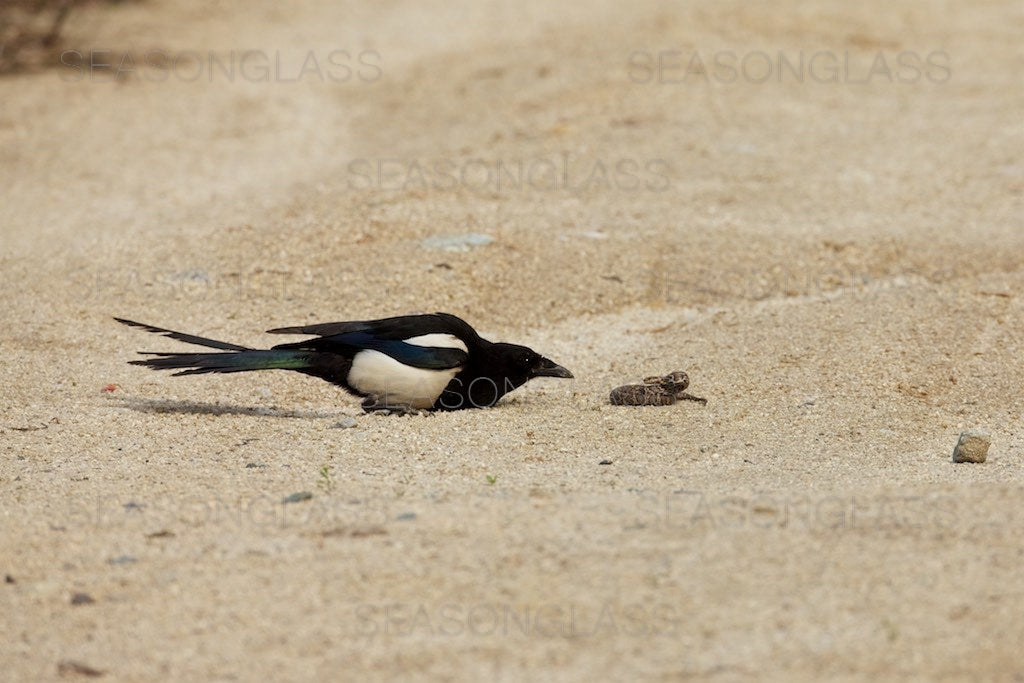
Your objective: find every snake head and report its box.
[643,371,690,392]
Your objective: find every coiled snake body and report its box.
[609,371,707,406]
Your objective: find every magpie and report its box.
[115,313,573,412]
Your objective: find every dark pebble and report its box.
[57,660,104,677]
[145,530,175,539]
[70,592,95,605]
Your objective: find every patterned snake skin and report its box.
[609,371,707,406]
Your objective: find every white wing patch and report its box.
[348,349,462,409]
[403,333,468,352]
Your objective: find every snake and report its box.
[609,371,707,406]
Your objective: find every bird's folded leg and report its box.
[360,395,426,416]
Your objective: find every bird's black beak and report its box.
[530,356,573,379]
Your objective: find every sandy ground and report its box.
[2,0,1023,680]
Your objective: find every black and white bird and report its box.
[116,313,572,412]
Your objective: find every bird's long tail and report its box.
[130,350,313,376]
[116,318,312,376]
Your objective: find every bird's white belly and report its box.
[348,350,460,409]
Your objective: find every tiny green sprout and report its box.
[485,474,497,486]
[318,464,335,493]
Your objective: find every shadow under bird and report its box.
[115,313,573,413]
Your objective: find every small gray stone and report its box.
[169,268,210,283]
[952,430,991,463]
[282,491,314,504]
[331,416,358,429]
[420,233,494,252]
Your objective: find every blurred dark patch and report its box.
[0,0,139,75]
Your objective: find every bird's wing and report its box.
[265,320,371,337]
[266,313,475,340]
[271,315,471,371]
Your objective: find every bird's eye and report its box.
[521,355,532,367]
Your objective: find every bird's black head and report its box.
[492,342,574,383]
[435,342,572,410]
